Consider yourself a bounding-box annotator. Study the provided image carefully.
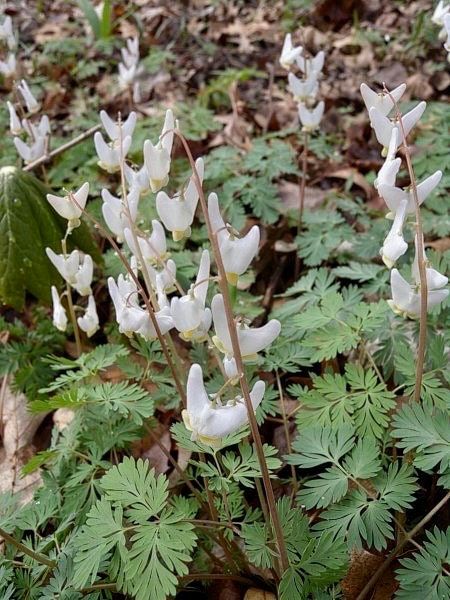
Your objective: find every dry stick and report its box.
[0,526,56,568]
[383,85,427,403]
[356,491,450,600]
[173,130,290,577]
[68,195,187,406]
[23,125,101,172]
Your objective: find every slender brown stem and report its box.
[276,370,297,497]
[173,130,289,576]
[23,125,101,172]
[383,85,427,403]
[356,491,450,600]
[294,131,308,279]
[0,526,56,568]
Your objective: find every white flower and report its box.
[298,101,324,132]
[72,254,94,296]
[0,16,15,49]
[124,219,167,266]
[143,109,174,193]
[211,293,281,361]
[432,0,450,26]
[108,274,173,340]
[25,114,51,139]
[17,80,40,114]
[121,37,139,69]
[0,53,16,77]
[380,199,408,268]
[7,101,21,135]
[118,62,137,89]
[279,33,303,70]
[46,248,80,283]
[288,71,318,102]
[124,163,150,195]
[378,170,442,217]
[156,157,204,241]
[411,235,449,291]
[360,82,406,116]
[208,193,260,285]
[100,110,137,143]
[101,187,139,242]
[171,250,210,341]
[94,131,131,173]
[51,286,67,331]
[77,295,99,337]
[296,50,325,75]
[182,363,265,446]
[374,128,401,189]
[369,102,426,149]
[14,136,45,164]
[388,268,448,319]
[149,258,177,292]
[46,182,89,230]
[444,13,450,50]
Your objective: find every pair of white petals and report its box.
[0,16,15,50]
[77,295,99,337]
[298,101,324,132]
[94,131,131,173]
[51,286,68,332]
[46,182,89,230]
[369,102,426,149]
[0,53,16,77]
[124,219,167,266]
[296,50,325,76]
[46,248,94,296]
[379,170,442,217]
[182,363,265,446]
[208,193,260,285]
[288,71,318,102]
[17,80,39,114]
[102,187,139,242]
[156,157,204,240]
[279,33,303,70]
[143,109,174,193]
[171,250,211,341]
[14,136,45,164]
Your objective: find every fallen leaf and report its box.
[244,588,277,600]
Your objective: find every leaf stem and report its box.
[0,526,56,568]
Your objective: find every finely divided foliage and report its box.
[0,5,449,600]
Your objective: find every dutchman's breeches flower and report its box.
[17,79,39,114]
[72,254,94,296]
[378,171,442,217]
[156,157,204,241]
[124,219,167,266]
[211,294,281,362]
[369,102,426,150]
[380,199,408,268]
[46,248,80,283]
[298,101,325,132]
[182,363,265,446]
[14,137,45,164]
[296,50,325,76]
[288,71,318,102]
[124,164,150,196]
[77,295,99,337]
[360,83,406,116]
[279,33,303,70]
[102,187,139,242]
[94,131,132,173]
[0,53,16,77]
[100,110,137,143]
[46,182,89,231]
[208,193,260,285]
[374,128,401,189]
[7,101,21,135]
[171,249,210,340]
[143,109,174,193]
[388,268,449,319]
[51,286,67,332]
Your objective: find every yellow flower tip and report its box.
[181,409,192,431]
[150,176,169,193]
[226,272,239,286]
[97,160,120,174]
[172,230,185,242]
[197,433,222,448]
[211,335,227,354]
[382,254,395,269]
[242,353,259,363]
[381,146,388,158]
[67,218,81,233]
[180,329,196,342]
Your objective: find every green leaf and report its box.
[395,527,450,599]
[241,522,275,568]
[288,425,355,468]
[77,0,101,38]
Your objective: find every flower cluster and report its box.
[45,183,99,337]
[432,1,450,60]
[279,33,325,132]
[118,36,141,102]
[44,108,282,445]
[361,82,448,318]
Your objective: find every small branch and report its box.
[23,125,101,172]
[0,526,56,568]
[294,131,309,279]
[356,491,450,600]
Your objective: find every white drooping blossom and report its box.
[108,273,173,340]
[46,248,93,296]
[77,295,99,337]
[124,163,150,196]
[7,101,21,135]
[432,1,450,39]
[374,128,401,189]
[279,33,303,70]
[143,109,175,193]
[360,83,406,117]
[102,187,140,242]
[288,71,318,102]
[378,170,442,218]
[156,157,204,241]
[444,13,450,52]
[298,101,325,132]
[0,16,15,50]
[148,258,177,293]
[13,136,45,164]
[118,37,141,100]
[208,193,260,285]
[71,254,94,296]
[51,286,67,331]
[211,293,281,371]
[296,50,325,76]
[17,79,40,114]
[388,264,448,319]
[94,131,132,173]
[100,110,137,144]
[46,182,89,230]
[171,250,211,341]
[368,102,426,149]
[124,219,168,266]
[24,114,51,139]
[182,363,265,446]
[0,53,16,77]
[380,198,408,268]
